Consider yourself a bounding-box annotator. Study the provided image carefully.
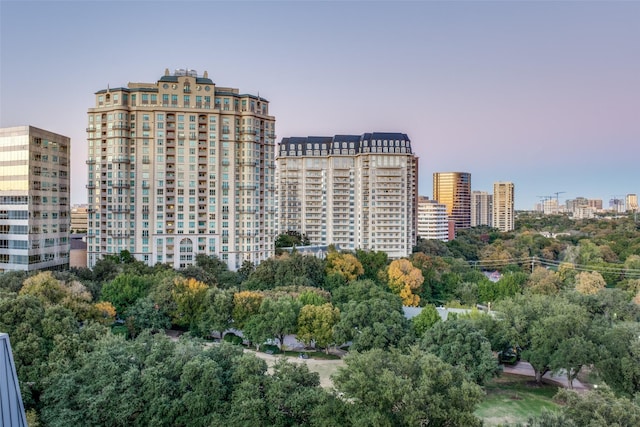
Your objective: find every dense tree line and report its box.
[2,214,640,425]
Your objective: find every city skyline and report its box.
[1,1,639,210]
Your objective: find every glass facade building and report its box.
[0,126,70,271]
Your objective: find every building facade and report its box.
[276,133,417,259]
[493,181,515,232]
[0,126,70,272]
[471,191,493,227]
[70,205,88,232]
[433,172,471,230]
[626,194,638,212]
[416,196,448,242]
[87,69,276,270]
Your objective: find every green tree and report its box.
[101,273,152,315]
[421,318,500,385]
[552,386,640,427]
[194,254,239,288]
[199,288,235,340]
[497,294,594,386]
[477,271,527,304]
[259,296,300,350]
[297,290,328,306]
[0,270,28,293]
[411,304,441,337]
[593,323,640,397]
[297,303,340,353]
[274,230,310,251]
[332,348,483,426]
[331,279,391,309]
[333,297,411,351]
[124,296,171,337]
[355,249,388,283]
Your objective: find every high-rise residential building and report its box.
[493,181,515,232]
[609,198,626,213]
[471,191,493,227]
[566,197,588,213]
[588,199,603,210]
[417,196,448,242]
[70,205,88,232]
[626,194,638,212]
[433,172,471,230]
[0,126,70,272]
[276,133,417,258]
[87,69,276,270]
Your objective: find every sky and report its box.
[1,0,639,210]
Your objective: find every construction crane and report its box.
[553,191,566,205]
[536,195,554,214]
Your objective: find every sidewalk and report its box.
[502,361,589,391]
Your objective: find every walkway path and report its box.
[165,331,590,391]
[503,361,589,391]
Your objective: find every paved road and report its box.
[503,361,589,391]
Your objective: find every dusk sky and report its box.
[1,1,638,210]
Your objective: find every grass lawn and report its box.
[476,374,561,426]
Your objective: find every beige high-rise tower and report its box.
[276,133,418,258]
[0,126,70,271]
[493,182,515,232]
[433,172,471,230]
[471,190,493,227]
[86,69,276,270]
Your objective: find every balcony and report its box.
[112,182,130,189]
[108,231,131,238]
[86,159,96,165]
[112,157,131,164]
[109,206,130,213]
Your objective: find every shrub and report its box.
[223,332,243,346]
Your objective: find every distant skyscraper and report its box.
[493,182,514,232]
[433,172,471,230]
[0,126,70,272]
[87,69,276,270]
[471,191,493,227]
[626,194,638,212]
[609,198,626,213]
[417,196,448,242]
[588,199,603,210]
[276,133,418,258]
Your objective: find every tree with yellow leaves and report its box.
[232,290,264,329]
[574,271,606,295]
[326,250,364,282]
[387,259,424,306]
[171,277,209,329]
[93,301,117,325]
